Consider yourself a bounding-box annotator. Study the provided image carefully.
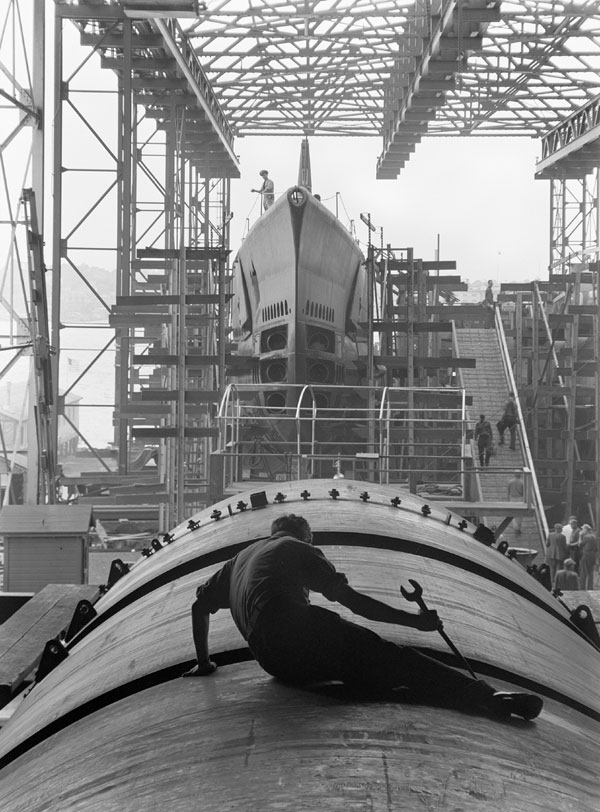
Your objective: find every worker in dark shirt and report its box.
[183,514,542,721]
[474,414,493,467]
[497,393,518,450]
[482,279,495,328]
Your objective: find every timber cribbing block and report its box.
[0,584,99,706]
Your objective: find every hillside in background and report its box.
[60,263,116,321]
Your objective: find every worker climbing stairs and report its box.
[454,326,544,552]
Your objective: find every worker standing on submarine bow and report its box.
[252,169,275,212]
[183,513,543,721]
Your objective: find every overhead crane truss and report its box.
[184,1,600,171]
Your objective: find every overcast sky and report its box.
[4,8,551,310]
[231,133,549,289]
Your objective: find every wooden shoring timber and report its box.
[368,321,453,333]
[109,314,214,328]
[375,355,476,369]
[389,274,467,291]
[76,492,209,505]
[533,428,597,440]
[132,354,233,366]
[384,261,457,272]
[117,403,211,417]
[139,390,221,403]
[116,293,233,306]
[137,247,230,261]
[130,427,219,439]
[0,585,99,704]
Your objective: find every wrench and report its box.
[401,578,477,680]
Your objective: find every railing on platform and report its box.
[216,383,468,495]
[495,307,549,547]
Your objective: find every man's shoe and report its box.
[489,692,543,721]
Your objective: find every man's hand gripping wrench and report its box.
[401,578,477,680]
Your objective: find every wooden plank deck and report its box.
[0,584,99,704]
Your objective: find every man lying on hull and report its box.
[183,513,543,721]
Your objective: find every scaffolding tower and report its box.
[50,4,239,527]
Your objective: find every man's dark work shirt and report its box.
[195,532,348,640]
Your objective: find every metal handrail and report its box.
[452,321,479,504]
[216,383,468,492]
[495,308,549,546]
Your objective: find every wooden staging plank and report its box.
[0,584,99,702]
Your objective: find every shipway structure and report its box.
[0,135,599,812]
[0,2,599,810]
[0,0,598,530]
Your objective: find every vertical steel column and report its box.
[32,0,45,225]
[217,246,226,392]
[564,269,581,519]
[596,170,600,256]
[416,259,427,386]
[116,17,133,474]
[366,236,375,459]
[24,0,47,504]
[176,109,187,525]
[406,248,415,491]
[515,291,523,384]
[164,107,177,528]
[406,249,415,390]
[550,177,568,268]
[50,7,63,471]
[560,179,567,264]
[593,269,600,534]
[531,283,539,462]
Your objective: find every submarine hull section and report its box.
[232,188,368,408]
[0,480,598,810]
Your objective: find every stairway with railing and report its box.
[454,312,548,553]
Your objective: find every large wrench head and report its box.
[400,578,423,602]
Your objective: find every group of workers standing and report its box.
[474,394,598,590]
[547,517,598,591]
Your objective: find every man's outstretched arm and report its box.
[335,584,440,631]
[182,599,218,677]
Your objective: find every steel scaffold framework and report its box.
[549,172,599,270]
[0,0,45,505]
[50,3,237,526]
[183,3,600,144]
[2,0,599,523]
[500,272,599,534]
[535,96,600,273]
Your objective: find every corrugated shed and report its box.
[4,538,86,592]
